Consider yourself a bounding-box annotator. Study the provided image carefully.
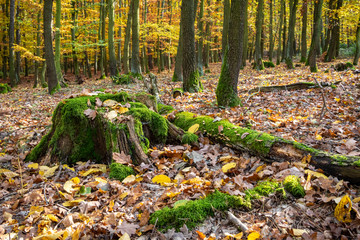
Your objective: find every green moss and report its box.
[0,83,12,94]
[283,175,305,198]
[114,73,143,85]
[157,103,174,115]
[173,112,275,156]
[354,161,360,167]
[244,180,284,202]
[263,61,275,68]
[150,181,283,231]
[345,62,354,69]
[181,132,198,145]
[25,133,51,162]
[128,108,168,143]
[149,190,246,231]
[172,73,181,82]
[50,83,61,95]
[183,71,202,93]
[109,163,135,181]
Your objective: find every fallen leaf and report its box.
[334,195,353,223]
[117,221,139,235]
[84,108,97,120]
[188,124,199,133]
[222,162,236,173]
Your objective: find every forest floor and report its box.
[0,60,359,239]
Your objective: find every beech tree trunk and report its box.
[300,0,308,63]
[307,0,323,72]
[276,0,284,65]
[9,0,16,87]
[254,0,264,70]
[354,17,360,66]
[325,0,343,62]
[123,0,133,74]
[221,0,230,58]
[131,0,141,74]
[285,0,298,69]
[108,0,118,77]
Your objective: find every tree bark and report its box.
[221,0,230,58]
[9,0,16,87]
[254,0,264,70]
[182,0,202,93]
[307,0,323,72]
[44,0,59,94]
[325,0,343,62]
[108,0,118,77]
[131,0,141,74]
[285,0,298,69]
[123,0,133,74]
[353,17,360,66]
[55,0,64,84]
[300,0,308,63]
[268,0,274,62]
[197,0,204,76]
[216,0,246,107]
[172,10,183,82]
[71,0,79,77]
[276,0,284,65]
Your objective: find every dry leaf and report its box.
[152,174,171,186]
[222,162,236,173]
[188,124,199,133]
[84,108,97,120]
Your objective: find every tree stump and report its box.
[25,92,187,165]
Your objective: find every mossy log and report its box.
[248,81,340,94]
[25,92,187,165]
[171,112,360,184]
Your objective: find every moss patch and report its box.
[157,103,174,115]
[109,163,136,181]
[0,83,12,94]
[113,73,143,84]
[150,181,283,231]
[181,132,198,145]
[149,190,246,231]
[263,61,275,68]
[283,175,305,198]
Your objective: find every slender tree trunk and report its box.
[254,0,264,70]
[71,0,79,77]
[55,0,64,84]
[123,0,132,74]
[142,0,149,73]
[222,0,230,58]
[285,0,298,69]
[2,2,8,81]
[353,17,360,66]
[269,0,274,62]
[281,1,287,62]
[203,0,211,69]
[117,0,122,72]
[131,0,141,74]
[15,4,20,83]
[216,0,246,107]
[325,0,342,62]
[197,0,204,75]
[173,13,184,82]
[44,0,59,94]
[9,0,16,87]
[182,0,202,93]
[307,0,323,72]
[276,0,284,65]
[108,0,118,77]
[300,0,308,63]
[241,0,248,67]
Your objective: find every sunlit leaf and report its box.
[222,162,236,173]
[247,231,261,240]
[28,163,39,169]
[188,124,199,133]
[334,195,353,223]
[152,174,171,186]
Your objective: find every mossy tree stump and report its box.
[26,92,186,165]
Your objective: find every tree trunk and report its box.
[55,0,64,85]
[117,0,122,72]
[172,11,183,82]
[131,0,141,74]
[268,0,274,62]
[203,0,211,69]
[276,0,284,65]
[216,0,246,107]
[281,2,287,62]
[300,0,308,63]
[108,0,118,77]
[172,112,360,184]
[221,0,230,58]
[123,0,133,74]
[44,0,59,94]
[325,0,343,62]
[71,0,79,77]
[254,0,264,70]
[307,0,323,72]
[15,4,21,84]
[182,0,202,93]
[353,17,360,66]
[197,0,204,76]
[34,0,43,88]
[241,0,248,68]
[285,0,298,69]
[9,0,16,87]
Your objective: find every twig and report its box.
[226,211,248,232]
[151,218,158,236]
[43,183,49,205]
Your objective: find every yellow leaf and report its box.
[255,164,266,173]
[305,170,328,179]
[122,175,136,183]
[188,124,199,133]
[42,165,59,178]
[80,168,102,177]
[334,195,353,223]
[119,233,131,240]
[28,163,39,169]
[71,177,81,184]
[116,107,129,114]
[234,232,244,239]
[152,174,172,186]
[166,191,181,198]
[247,231,261,240]
[0,168,12,174]
[119,192,129,200]
[72,225,82,240]
[3,171,19,178]
[32,230,65,240]
[95,177,108,184]
[27,206,44,218]
[103,99,118,107]
[64,180,76,194]
[315,134,322,140]
[109,200,114,212]
[353,197,360,203]
[196,231,206,240]
[222,162,236,173]
[63,164,75,171]
[63,199,84,207]
[47,214,59,222]
[334,97,340,102]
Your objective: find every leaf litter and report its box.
[0,62,359,239]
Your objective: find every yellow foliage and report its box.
[222,162,236,173]
[152,174,172,186]
[247,231,261,240]
[13,44,45,62]
[334,195,353,223]
[28,163,39,169]
[305,170,328,179]
[63,199,84,207]
[188,124,200,133]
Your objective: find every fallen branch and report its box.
[227,211,248,232]
[248,81,340,94]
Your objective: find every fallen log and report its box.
[170,112,360,184]
[248,81,340,94]
[25,92,187,165]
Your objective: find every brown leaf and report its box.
[84,108,97,120]
[241,132,249,139]
[95,97,102,107]
[139,209,150,226]
[218,125,223,133]
[116,221,139,235]
[113,152,132,164]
